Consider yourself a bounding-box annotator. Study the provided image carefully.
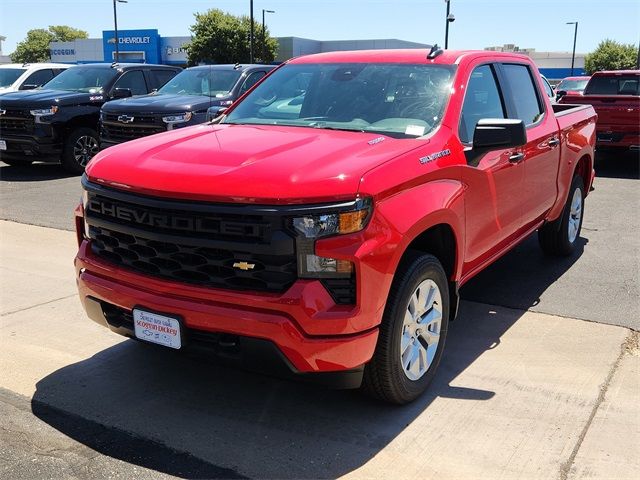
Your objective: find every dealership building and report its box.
[47,29,585,79]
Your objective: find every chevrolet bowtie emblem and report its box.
[233,261,256,271]
[0,109,6,116]
[118,115,134,123]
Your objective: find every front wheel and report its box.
[362,253,449,404]
[538,175,585,256]
[62,128,99,174]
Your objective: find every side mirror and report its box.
[19,84,39,90]
[206,106,228,122]
[465,118,527,166]
[556,90,567,99]
[111,88,132,99]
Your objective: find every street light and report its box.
[112,0,128,63]
[262,9,275,63]
[566,21,578,76]
[249,0,255,63]
[444,0,455,49]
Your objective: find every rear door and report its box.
[498,62,560,228]
[460,63,526,272]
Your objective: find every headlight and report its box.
[162,112,192,124]
[292,198,371,278]
[30,106,58,116]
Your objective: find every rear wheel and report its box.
[62,128,99,174]
[538,175,585,256]
[362,253,449,404]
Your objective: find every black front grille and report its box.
[90,225,297,292]
[85,185,298,293]
[101,112,166,143]
[0,109,34,134]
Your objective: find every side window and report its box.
[459,64,505,144]
[541,76,554,99]
[239,71,266,95]
[112,70,148,95]
[502,64,544,125]
[22,69,55,88]
[151,69,178,90]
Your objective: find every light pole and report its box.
[249,0,255,63]
[112,0,127,63]
[262,9,275,63]
[566,21,578,76]
[444,0,455,49]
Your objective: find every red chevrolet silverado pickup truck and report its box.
[559,70,639,150]
[75,49,596,404]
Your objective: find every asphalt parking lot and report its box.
[0,149,639,479]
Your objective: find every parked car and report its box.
[75,49,596,404]
[555,75,590,101]
[99,64,275,148]
[559,70,639,151]
[0,63,181,172]
[0,63,69,95]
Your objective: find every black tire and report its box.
[62,128,99,174]
[1,158,33,167]
[362,252,449,404]
[538,175,585,256]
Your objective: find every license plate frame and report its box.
[133,307,182,349]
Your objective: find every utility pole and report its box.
[566,22,578,76]
[249,0,254,63]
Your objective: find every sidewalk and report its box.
[0,220,638,479]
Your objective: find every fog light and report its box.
[302,254,353,277]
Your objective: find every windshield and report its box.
[584,74,639,95]
[0,68,26,88]
[159,68,242,97]
[223,63,454,138]
[42,67,118,93]
[557,79,589,91]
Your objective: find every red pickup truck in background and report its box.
[75,49,596,404]
[560,70,639,151]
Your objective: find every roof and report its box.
[0,63,70,69]
[65,63,178,70]
[188,64,276,71]
[592,70,640,75]
[287,49,532,65]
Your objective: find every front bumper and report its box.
[0,133,63,161]
[75,241,379,375]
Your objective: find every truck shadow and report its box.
[461,235,587,311]
[593,149,639,180]
[0,163,76,182]
[29,235,580,480]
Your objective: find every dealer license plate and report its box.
[0,140,6,151]
[133,308,182,349]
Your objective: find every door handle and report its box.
[509,152,525,163]
[548,137,560,147]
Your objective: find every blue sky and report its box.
[1,0,638,55]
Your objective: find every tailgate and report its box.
[584,95,640,126]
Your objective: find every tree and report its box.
[11,25,88,63]
[584,39,638,74]
[187,9,278,65]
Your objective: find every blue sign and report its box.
[102,29,161,63]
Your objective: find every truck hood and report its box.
[102,93,219,114]
[86,123,425,203]
[0,89,103,108]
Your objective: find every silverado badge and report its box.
[233,261,256,271]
